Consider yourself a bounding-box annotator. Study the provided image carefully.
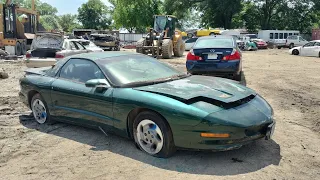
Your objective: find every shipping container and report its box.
[312,29,320,40]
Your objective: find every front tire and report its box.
[133,111,176,158]
[234,71,242,81]
[292,49,299,55]
[31,93,53,124]
[162,39,173,59]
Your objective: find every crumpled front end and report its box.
[173,95,275,150]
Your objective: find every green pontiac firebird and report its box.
[19,52,275,158]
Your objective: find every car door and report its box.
[300,42,315,56]
[311,42,320,56]
[50,58,114,130]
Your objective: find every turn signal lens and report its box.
[200,133,230,138]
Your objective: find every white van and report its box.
[258,30,300,48]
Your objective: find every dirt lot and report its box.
[0,49,319,180]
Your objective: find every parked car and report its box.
[195,29,221,36]
[74,39,104,52]
[184,37,198,51]
[289,40,320,57]
[251,39,268,49]
[186,35,242,81]
[19,52,275,158]
[286,35,309,49]
[25,32,91,68]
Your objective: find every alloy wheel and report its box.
[136,119,164,155]
[32,99,47,124]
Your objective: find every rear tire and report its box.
[15,42,22,56]
[162,39,173,59]
[292,49,299,55]
[234,71,242,81]
[133,111,176,158]
[173,38,185,57]
[289,43,294,49]
[21,42,27,55]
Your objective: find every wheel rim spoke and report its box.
[136,119,164,155]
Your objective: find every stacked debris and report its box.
[0,49,19,60]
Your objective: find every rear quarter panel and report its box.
[20,75,55,109]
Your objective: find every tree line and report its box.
[3,0,320,34]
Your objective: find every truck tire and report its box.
[21,42,27,55]
[289,43,294,49]
[162,39,173,59]
[136,38,145,54]
[173,39,185,57]
[15,42,22,56]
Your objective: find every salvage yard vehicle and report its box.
[196,28,221,36]
[286,35,309,49]
[0,0,39,55]
[90,33,120,51]
[258,30,300,49]
[251,39,268,49]
[186,35,243,81]
[74,39,104,52]
[289,40,320,57]
[19,52,275,158]
[136,15,185,59]
[25,32,91,68]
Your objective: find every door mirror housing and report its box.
[85,79,110,89]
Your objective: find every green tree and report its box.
[111,0,161,33]
[198,0,242,29]
[78,0,112,30]
[58,14,81,32]
[40,15,61,31]
[2,0,57,16]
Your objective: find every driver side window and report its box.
[59,59,105,83]
[303,42,315,47]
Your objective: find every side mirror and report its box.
[85,79,110,89]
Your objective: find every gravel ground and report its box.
[0,49,319,180]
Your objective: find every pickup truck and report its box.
[285,35,309,49]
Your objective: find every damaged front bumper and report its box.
[172,95,275,151]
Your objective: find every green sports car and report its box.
[19,52,275,158]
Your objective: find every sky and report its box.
[41,0,112,15]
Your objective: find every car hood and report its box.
[134,76,256,108]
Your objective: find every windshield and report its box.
[154,16,167,32]
[193,38,234,48]
[97,55,186,87]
